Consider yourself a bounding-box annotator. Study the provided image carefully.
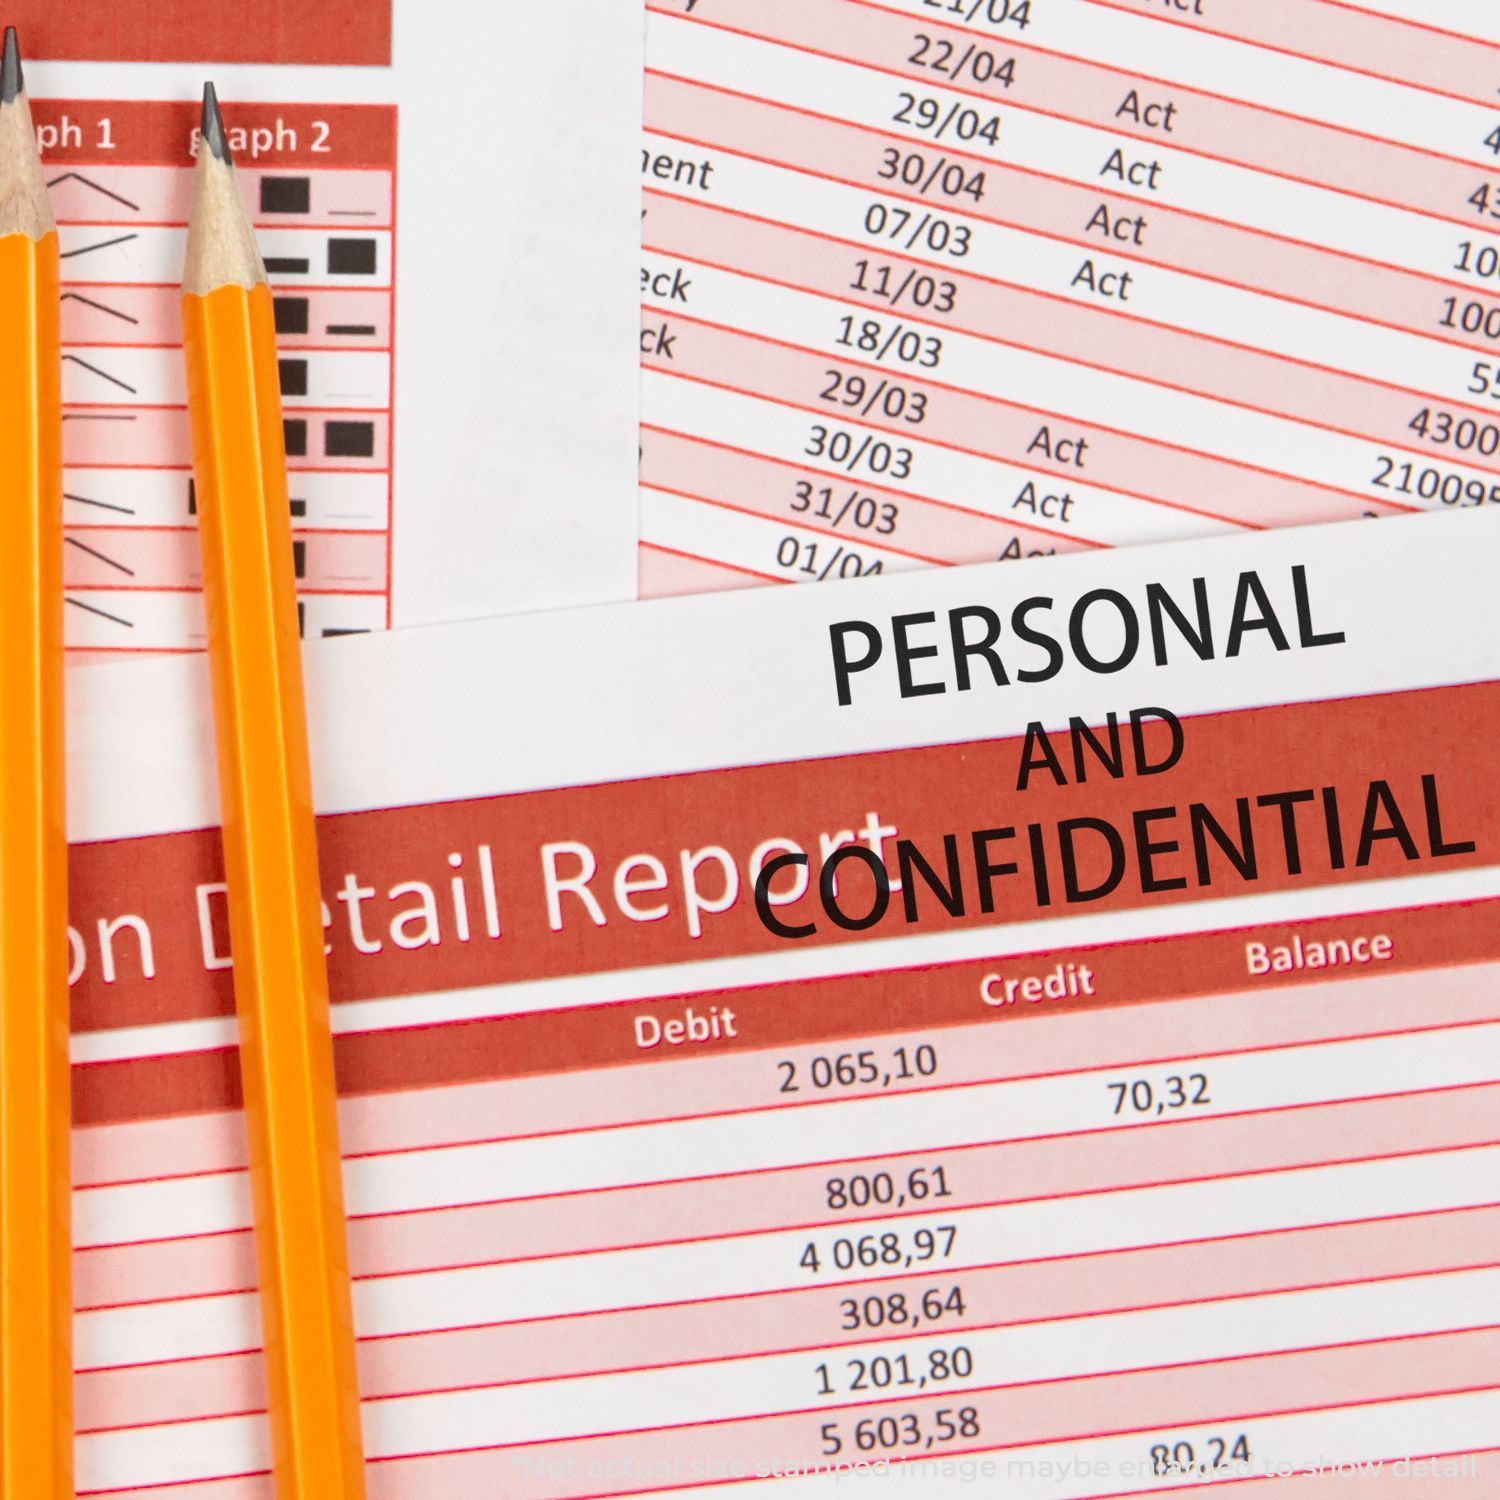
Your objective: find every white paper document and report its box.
[61,507,1500,1494]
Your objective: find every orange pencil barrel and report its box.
[0,221,70,1492]
[0,32,71,1491]
[182,180,367,1495]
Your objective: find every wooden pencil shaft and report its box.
[0,109,71,1500]
[183,134,367,1496]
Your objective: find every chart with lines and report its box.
[37,98,394,656]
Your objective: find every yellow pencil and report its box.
[181,84,367,1497]
[0,26,70,1500]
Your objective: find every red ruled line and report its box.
[647,356,1265,529]
[79,1340,263,1379]
[38,155,385,171]
[67,525,383,537]
[90,1267,1500,1414]
[642,108,1500,432]
[63,403,387,416]
[60,342,390,355]
[1075,0,1500,112]
[642,295,1415,510]
[64,859,1500,1143]
[390,1438,1500,1500]
[350,1017,1500,1163]
[58,281,392,294]
[76,1405,267,1440]
[838,0,1500,184]
[1082,1443,1500,1500]
[645,438,1092,549]
[217,1134,1500,1277]
[79,1468,271,1498]
[383,143,400,632]
[55,218,391,232]
[362,1377,1500,1467]
[646,41,1500,334]
[64,464,384,476]
[73,1318,1500,1441]
[61,279,394,294]
[60,585,383,597]
[67,1069,1500,1231]
[73,1001,1500,1196]
[1312,0,1500,49]
[74,1200,1500,1377]
[645,480,944,565]
[71,1128,1500,1299]
[280,1317,1500,1422]
[72,1072,1500,1260]
[642,423,1099,545]
[639,540,784,584]
[642,187,1496,481]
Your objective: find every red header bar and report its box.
[66,681,1500,1039]
[73,893,1500,1125]
[11,0,390,66]
[31,100,395,168]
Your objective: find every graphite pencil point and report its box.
[1,27,22,105]
[0,28,52,240]
[184,81,264,295]
[200,81,232,164]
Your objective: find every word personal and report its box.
[828,564,1344,706]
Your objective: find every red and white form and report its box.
[638,0,1500,595]
[45,99,398,649]
[66,507,1500,1494]
[22,0,642,656]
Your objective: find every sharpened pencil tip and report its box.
[200,81,232,164]
[184,80,264,292]
[1,28,23,105]
[0,25,51,239]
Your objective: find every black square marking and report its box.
[273,296,309,335]
[260,176,311,214]
[327,238,377,275]
[278,359,309,397]
[324,420,375,458]
[292,540,307,579]
[283,419,308,457]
